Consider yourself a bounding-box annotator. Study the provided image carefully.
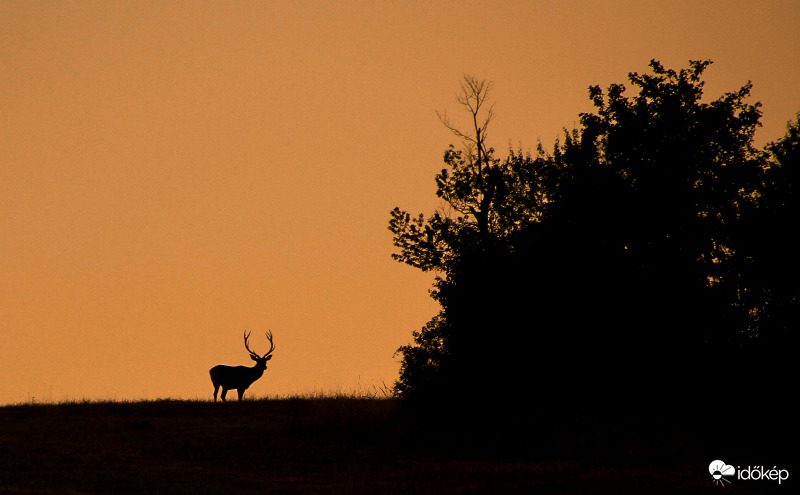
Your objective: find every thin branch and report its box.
[436,75,496,151]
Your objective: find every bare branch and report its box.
[437,109,475,144]
[436,75,496,154]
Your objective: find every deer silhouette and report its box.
[209,330,275,401]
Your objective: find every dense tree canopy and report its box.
[390,62,799,411]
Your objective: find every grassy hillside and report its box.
[0,397,795,494]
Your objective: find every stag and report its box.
[209,330,275,401]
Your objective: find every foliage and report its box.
[390,62,800,408]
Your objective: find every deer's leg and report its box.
[220,388,228,402]
[237,388,245,401]
[213,384,220,402]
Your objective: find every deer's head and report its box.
[244,330,275,371]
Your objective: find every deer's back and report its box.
[209,364,257,387]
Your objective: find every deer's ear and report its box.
[250,355,258,362]
[265,355,273,361]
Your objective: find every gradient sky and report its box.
[2,1,799,404]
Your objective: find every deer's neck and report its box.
[249,364,265,379]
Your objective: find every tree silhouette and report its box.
[736,113,800,357]
[390,63,799,413]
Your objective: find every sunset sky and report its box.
[2,1,799,404]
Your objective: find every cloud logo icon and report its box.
[709,460,736,486]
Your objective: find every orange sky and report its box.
[2,1,799,404]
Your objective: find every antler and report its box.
[243,330,259,358]
[243,330,275,358]
[263,330,276,357]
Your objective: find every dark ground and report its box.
[0,397,795,494]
